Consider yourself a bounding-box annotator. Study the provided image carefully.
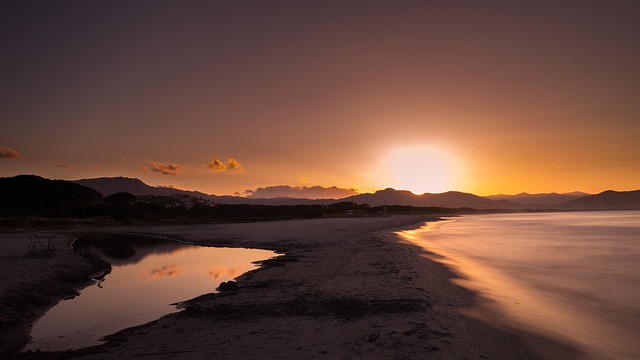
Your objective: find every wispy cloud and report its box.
[0,146,22,159]
[57,163,75,169]
[144,161,184,175]
[206,158,244,172]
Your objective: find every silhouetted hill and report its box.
[342,188,524,209]
[0,175,101,217]
[485,192,589,207]
[75,178,504,207]
[69,177,640,210]
[238,197,335,205]
[73,177,336,205]
[559,190,640,210]
[73,177,212,198]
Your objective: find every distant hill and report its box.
[341,188,523,210]
[73,177,212,198]
[485,192,589,207]
[76,178,508,208]
[73,177,336,206]
[70,176,640,210]
[558,190,640,210]
[0,175,101,217]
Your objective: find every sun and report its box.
[375,145,463,194]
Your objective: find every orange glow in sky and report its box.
[1,2,639,196]
[373,145,466,194]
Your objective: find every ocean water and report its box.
[401,211,640,360]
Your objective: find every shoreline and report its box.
[2,216,579,359]
[396,220,585,360]
[0,232,111,356]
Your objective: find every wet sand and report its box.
[1,216,580,359]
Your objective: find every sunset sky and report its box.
[2,1,639,197]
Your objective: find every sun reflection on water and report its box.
[401,212,640,360]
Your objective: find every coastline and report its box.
[0,232,111,356]
[402,212,640,360]
[2,216,579,359]
[397,220,585,360]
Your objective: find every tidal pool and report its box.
[25,233,275,352]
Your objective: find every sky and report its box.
[2,1,639,197]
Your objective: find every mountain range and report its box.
[72,177,640,210]
[485,192,589,206]
[72,177,334,206]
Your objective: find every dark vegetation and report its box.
[0,175,101,218]
[0,175,473,225]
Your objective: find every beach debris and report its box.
[217,281,239,292]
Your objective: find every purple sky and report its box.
[2,1,639,196]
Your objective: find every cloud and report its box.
[300,176,309,183]
[0,146,22,159]
[207,266,242,281]
[157,184,178,189]
[57,163,75,169]
[208,268,224,280]
[139,265,183,281]
[206,158,244,172]
[144,161,184,175]
[247,185,359,199]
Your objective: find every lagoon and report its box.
[25,233,275,352]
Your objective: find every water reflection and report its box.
[403,211,640,360]
[139,264,183,281]
[74,233,187,266]
[26,233,274,352]
[207,266,242,280]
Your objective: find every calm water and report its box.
[25,233,275,352]
[402,211,640,360]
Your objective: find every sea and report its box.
[401,211,640,360]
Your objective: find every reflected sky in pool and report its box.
[26,233,274,352]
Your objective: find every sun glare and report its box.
[376,146,463,194]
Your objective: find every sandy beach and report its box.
[1,216,580,359]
